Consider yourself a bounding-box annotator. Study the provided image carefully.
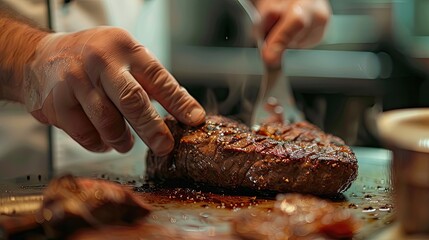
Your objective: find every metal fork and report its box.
[238,0,304,126]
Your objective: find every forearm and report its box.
[0,3,50,102]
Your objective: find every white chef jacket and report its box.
[0,0,171,178]
[2,0,171,67]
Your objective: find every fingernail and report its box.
[187,108,206,125]
[264,43,284,68]
[95,144,112,153]
[103,146,113,152]
[152,133,174,156]
[108,129,134,153]
[270,43,285,54]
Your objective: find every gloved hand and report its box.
[253,0,331,67]
[24,26,206,156]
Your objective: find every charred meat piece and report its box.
[146,115,358,196]
[233,194,359,240]
[35,175,151,237]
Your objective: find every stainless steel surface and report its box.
[238,0,303,125]
[0,103,51,182]
[0,147,393,239]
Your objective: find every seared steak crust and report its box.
[146,116,358,196]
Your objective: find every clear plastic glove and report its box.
[24,27,206,156]
[254,0,331,67]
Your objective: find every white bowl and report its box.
[377,108,429,235]
[377,108,429,153]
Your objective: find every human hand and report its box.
[253,0,331,67]
[24,27,205,156]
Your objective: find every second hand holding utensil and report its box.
[238,0,304,126]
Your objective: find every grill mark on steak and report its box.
[219,135,260,187]
[146,115,358,196]
[181,138,190,179]
[226,134,253,149]
[211,142,221,174]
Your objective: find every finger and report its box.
[288,18,315,49]
[255,0,287,38]
[290,22,324,49]
[292,3,330,48]
[101,68,174,156]
[262,3,312,67]
[49,81,111,152]
[68,70,134,153]
[129,47,206,126]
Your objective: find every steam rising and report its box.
[202,71,258,125]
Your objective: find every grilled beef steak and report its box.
[146,116,358,196]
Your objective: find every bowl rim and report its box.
[377,108,429,153]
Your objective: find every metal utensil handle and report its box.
[268,69,304,123]
[238,0,304,125]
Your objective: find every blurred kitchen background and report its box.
[1,0,428,181]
